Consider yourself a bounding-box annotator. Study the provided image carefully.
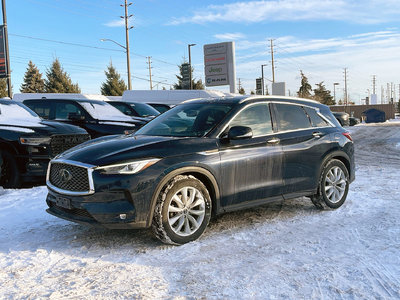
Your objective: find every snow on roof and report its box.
[12,93,110,102]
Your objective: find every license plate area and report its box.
[55,196,72,209]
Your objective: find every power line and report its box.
[9,33,178,66]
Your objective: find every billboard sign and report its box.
[256,78,262,95]
[0,26,7,78]
[204,42,236,93]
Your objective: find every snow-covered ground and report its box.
[1,124,400,299]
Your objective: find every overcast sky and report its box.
[6,0,400,103]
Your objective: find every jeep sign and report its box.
[204,42,236,93]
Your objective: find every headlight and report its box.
[96,158,160,175]
[19,137,51,145]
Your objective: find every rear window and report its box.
[275,103,311,131]
[304,107,329,127]
[24,101,51,119]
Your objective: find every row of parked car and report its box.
[0,97,172,188]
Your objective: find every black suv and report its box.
[22,98,145,139]
[45,96,355,245]
[0,99,89,187]
[106,101,160,121]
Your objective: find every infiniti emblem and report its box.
[59,169,72,183]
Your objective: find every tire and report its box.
[310,159,349,210]
[152,175,212,245]
[0,150,20,188]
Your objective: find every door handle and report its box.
[312,131,323,138]
[267,137,280,145]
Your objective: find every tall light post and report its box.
[188,43,196,90]
[100,38,131,90]
[261,64,267,95]
[333,82,339,103]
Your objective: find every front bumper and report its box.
[46,188,148,229]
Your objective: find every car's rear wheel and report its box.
[311,159,349,209]
[0,150,20,188]
[152,175,212,245]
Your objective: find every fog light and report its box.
[119,214,127,220]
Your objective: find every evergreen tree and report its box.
[238,87,245,95]
[100,63,127,96]
[20,61,45,93]
[44,58,81,93]
[313,81,335,105]
[0,78,7,97]
[297,70,312,99]
[250,90,255,95]
[174,62,204,90]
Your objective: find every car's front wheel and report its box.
[152,175,212,245]
[311,159,349,209]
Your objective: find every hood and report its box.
[0,119,87,136]
[57,134,217,166]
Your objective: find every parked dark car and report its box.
[148,103,172,113]
[332,112,350,126]
[106,101,160,121]
[45,96,355,245]
[349,116,360,126]
[0,99,90,188]
[22,98,145,139]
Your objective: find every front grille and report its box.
[49,162,90,192]
[50,134,90,157]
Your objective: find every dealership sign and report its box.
[203,42,236,93]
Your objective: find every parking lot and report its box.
[0,123,399,299]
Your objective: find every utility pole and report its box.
[238,78,242,90]
[269,39,275,83]
[2,0,11,98]
[387,83,390,104]
[147,56,153,90]
[121,0,133,90]
[372,75,376,95]
[343,68,348,106]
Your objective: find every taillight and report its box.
[342,132,352,141]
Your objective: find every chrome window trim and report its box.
[217,101,334,138]
[46,158,96,196]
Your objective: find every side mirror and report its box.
[68,112,85,121]
[228,126,253,140]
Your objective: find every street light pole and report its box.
[333,82,339,103]
[261,64,267,95]
[188,44,196,90]
[2,0,11,98]
[100,38,131,89]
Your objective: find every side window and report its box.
[275,103,311,131]
[25,101,51,119]
[111,103,134,116]
[229,103,273,137]
[55,102,84,120]
[304,107,329,127]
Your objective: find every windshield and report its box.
[130,102,160,117]
[0,101,42,124]
[135,103,233,137]
[79,101,133,121]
